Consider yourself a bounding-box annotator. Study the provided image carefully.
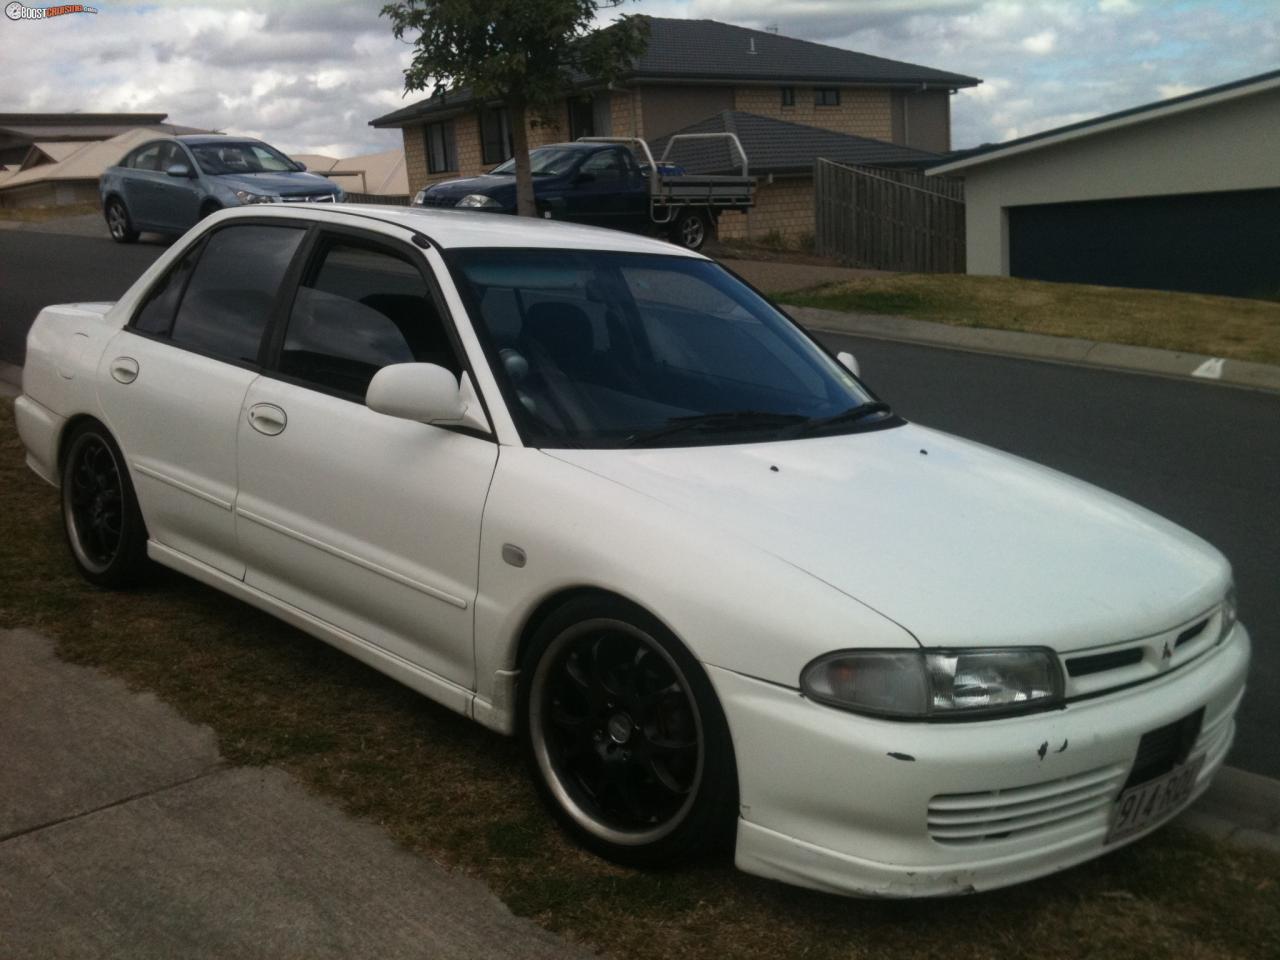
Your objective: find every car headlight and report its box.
[456,194,501,209]
[801,648,1064,720]
[1218,584,1238,644]
[234,190,277,205]
[412,189,428,206]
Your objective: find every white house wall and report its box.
[961,86,1280,275]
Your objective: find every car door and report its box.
[120,140,165,228]
[234,228,498,689]
[97,221,307,577]
[562,148,631,230]
[148,141,201,233]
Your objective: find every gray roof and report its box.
[631,18,977,87]
[931,66,1280,175]
[652,111,942,176]
[371,17,978,128]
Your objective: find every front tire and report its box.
[520,596,738,867]
[61,422,149,588]
[671,209,709,251]
[104,198,139,244]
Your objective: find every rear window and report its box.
[166,225,304,364]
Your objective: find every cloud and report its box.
[673,0,1280,147]
[1021,30,1057,54]
[2,0,1278,157]
[1,1,411,156]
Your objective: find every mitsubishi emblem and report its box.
[1161,642,1173,663]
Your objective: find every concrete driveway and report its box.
[0,628,589,960]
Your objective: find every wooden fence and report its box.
[814,158,965,273]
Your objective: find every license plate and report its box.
[1106,755,1205,844]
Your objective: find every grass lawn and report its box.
[2,398,1278,960]
[777,273,1280,367]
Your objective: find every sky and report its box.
[2,0,1276,158]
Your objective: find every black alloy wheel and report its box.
[521,596,738,866]
[61,422,149,587]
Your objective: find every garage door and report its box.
[1007,188,1280,299]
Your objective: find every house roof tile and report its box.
[651,111,942,176]
[370,17,978,128]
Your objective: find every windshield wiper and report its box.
[791,401,894,437]
[624,411,807,448]
[787,401,894,438]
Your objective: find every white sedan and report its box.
[15,205,1249,897]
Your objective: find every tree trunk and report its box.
[509,100,536,218]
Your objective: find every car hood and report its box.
[548,423,1230,652]
[422,175,519,202]
[212,171,339,196]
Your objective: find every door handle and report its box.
[109,356,139,384]
[247,403,287,436]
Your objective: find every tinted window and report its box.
[132,243,202,336]
[452,249,877,448]
[579,150,627,181]
[279,240,458,398]
[189,141,296,175]
[130,142,163,171]
[156,142,184,172]
[169,225,304,364]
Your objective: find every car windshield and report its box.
[450,249,892,449]
[189,141,297,175]
[490,147,585,177]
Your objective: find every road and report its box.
[1,224,1276,779]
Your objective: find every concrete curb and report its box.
[0,361,20,399]
[785,304,1280,394]
[1186,766,1280,853]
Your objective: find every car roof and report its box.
[217,203,709,257]
[177,134,265,145]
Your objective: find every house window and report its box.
[780,87,795,107]
[425,120,455,174]
[567,97,595,140]
[480,107,513,165]
[815,88,841,107]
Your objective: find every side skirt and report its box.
[147,540,509,732]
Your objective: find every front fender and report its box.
[470,447,916,732]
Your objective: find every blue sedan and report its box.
[100,135,343,243]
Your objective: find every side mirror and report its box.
[166,163,193,178]
[366,363,490,433]
[837,351,861,377]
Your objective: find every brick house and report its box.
[369,17,978,242]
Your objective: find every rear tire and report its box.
[60,421,150,588]
[104,198,139,244]
[671,209,709,251]
[519,595,738,867]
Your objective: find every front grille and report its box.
[1176,619,1209,648]
[1067,648,1143,677]
[418,195,455,208]
[1124,708,1204,788]
[1059,606,1224,699]
[928,764,1128,846]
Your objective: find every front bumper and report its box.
[710,623,1250,898]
